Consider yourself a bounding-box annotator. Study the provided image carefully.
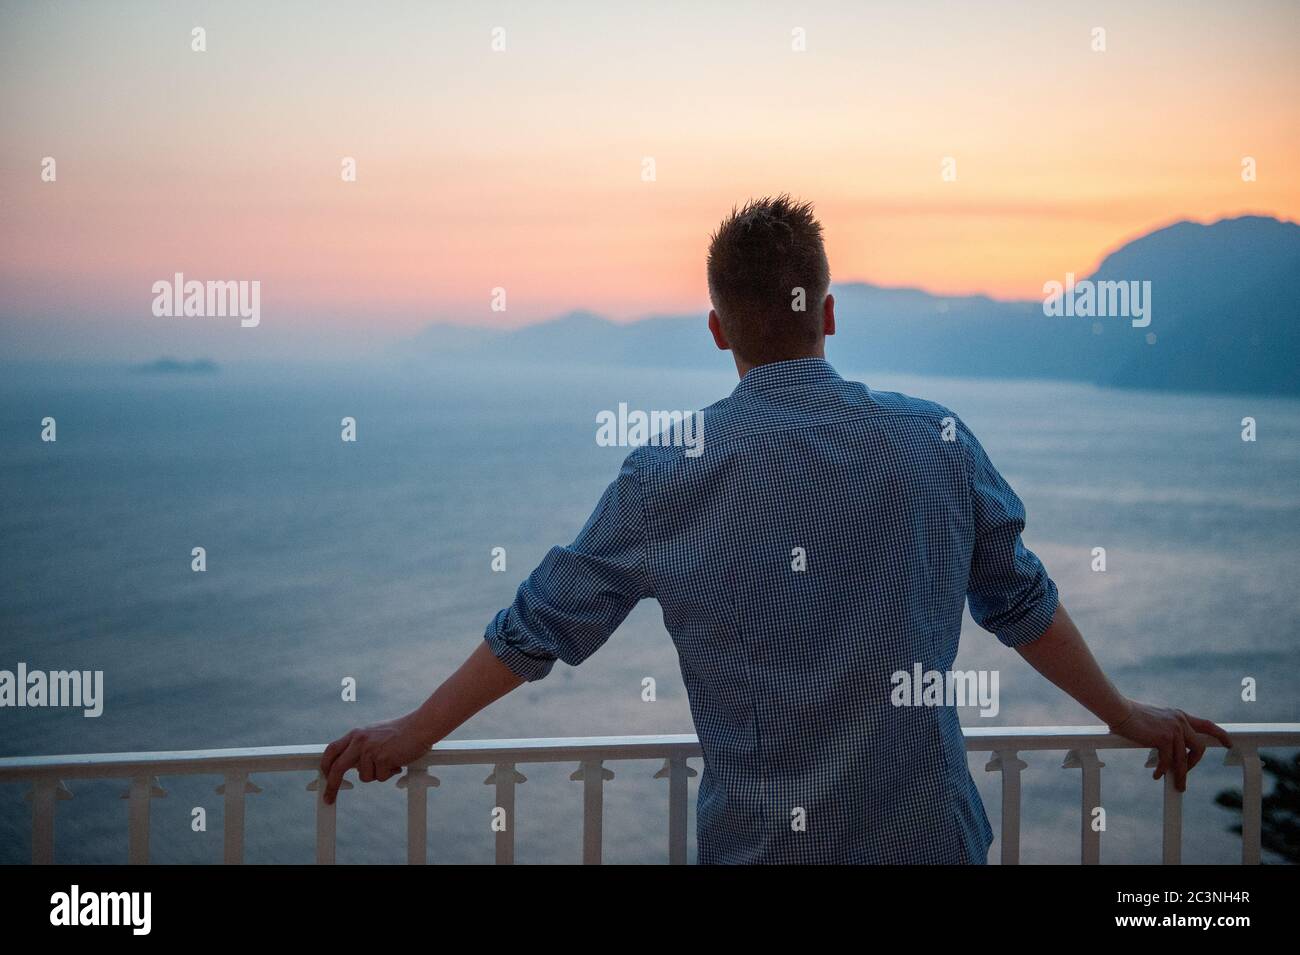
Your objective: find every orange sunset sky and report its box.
[1,0,1298,358]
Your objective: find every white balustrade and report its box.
[1,725,1295,865]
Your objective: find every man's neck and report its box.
[733,347,827,379]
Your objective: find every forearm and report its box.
[406,641,525,747]
[1014,602,1132,728]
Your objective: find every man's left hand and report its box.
[319,715,430,805]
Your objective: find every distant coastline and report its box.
[399,216,1300,397]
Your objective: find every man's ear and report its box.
[823,293,836,337]
[708,310,730,351]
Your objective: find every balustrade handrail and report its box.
[3,723,1297,865]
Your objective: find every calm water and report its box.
[1,360,1297,864]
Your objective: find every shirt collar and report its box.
[731,357,843,398]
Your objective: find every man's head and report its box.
[706,194,834,372]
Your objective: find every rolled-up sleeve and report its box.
[484,454,653,681]
[958,420,1059,648]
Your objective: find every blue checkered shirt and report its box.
[485,357,1059,863]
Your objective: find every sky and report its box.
[1,0,1298,359]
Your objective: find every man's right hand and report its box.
[1107,701,1234,792]
[1015,605,1235,794]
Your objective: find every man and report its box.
[322,195,1231,863]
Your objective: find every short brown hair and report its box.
[706,194,831,365]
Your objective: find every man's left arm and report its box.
[320,641,522,804]
[320,454,652,804]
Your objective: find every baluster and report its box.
[1144,749,1182,864]
[25,779,72,865]
[483,763,526,865]
[570,759,614,865]
[1062,748,1104,864]
[396,766,439,865]
[654,755,696,865]
[307,772,351,864]
[121,775,167,864]
[216,770,262,864]
[985,749,1027,864]
[1224,744,1262,865]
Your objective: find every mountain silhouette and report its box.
[403,215,1300,396]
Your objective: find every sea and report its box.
[1,359,1297,864]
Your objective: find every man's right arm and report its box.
[1014,603,1232,792]
[957,417,1232,792]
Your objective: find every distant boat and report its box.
[133,357,219,375]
